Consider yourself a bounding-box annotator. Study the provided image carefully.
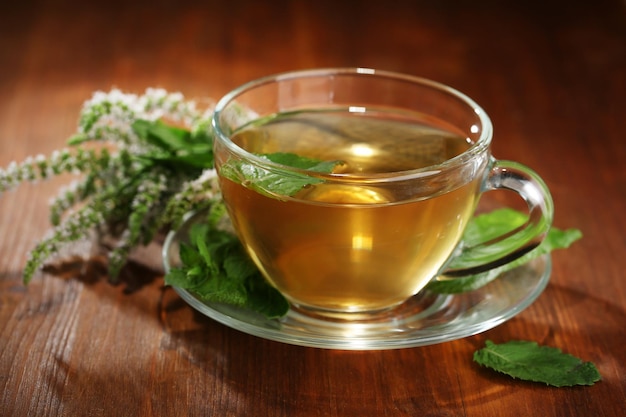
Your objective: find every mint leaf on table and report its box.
[474,340,601,387]
[426,209,583,294]
[219,152,342,199]
[164,205,289,319]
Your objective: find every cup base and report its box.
[289,293,439,324]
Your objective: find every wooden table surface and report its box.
[1,0,625,416]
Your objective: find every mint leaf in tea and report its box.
[219,152,343,199]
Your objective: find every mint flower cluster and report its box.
[0,88,220,283]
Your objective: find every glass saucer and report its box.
[162,212,551,350]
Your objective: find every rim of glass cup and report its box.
[212,67,493,182]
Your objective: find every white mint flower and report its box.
[5,87,219,283]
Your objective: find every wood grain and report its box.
[1,0,625,416]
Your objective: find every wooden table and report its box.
[1,0,624,415]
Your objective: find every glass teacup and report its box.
[212,68,553,319]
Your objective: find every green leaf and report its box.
[163,267,195,289]
[219,152,342,199]
[263,152,340,172]
[193,270,248,307]
[223,248,260,280]
[137,151,212,170]
[426,210,583,294]
[474,340,601,387]
[132,119,191,151]
[131,119,213,172]
[178,242,203,267]
[457,208,528,247]
[67,133,90,146]
[164,213,290,319]
[245,276,290,319]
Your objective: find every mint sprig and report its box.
[164,203,289,319]
[0,88,219,284]
[474,340,601,387]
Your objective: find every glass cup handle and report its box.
[443,159,554,277]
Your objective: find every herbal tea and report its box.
[217,110,482,313]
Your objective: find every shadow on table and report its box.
[37,253,624,416]
[42,235,166,294]
[40,279,625,416]
[42,254,162,294]
[153,282,625,415]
